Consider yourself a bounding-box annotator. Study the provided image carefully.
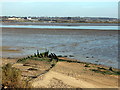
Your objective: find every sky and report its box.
[1,0,119,18]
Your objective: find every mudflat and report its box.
[2,27,118,35]
[2,22,118,26]
[2,27,118,68]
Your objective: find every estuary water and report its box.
[2,25,119,69]
[1,25,119,30]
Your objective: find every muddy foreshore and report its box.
[2,27,118,69]
[2,22,118,26]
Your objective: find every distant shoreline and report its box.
[2,27,119,31]
[2,22,118,26]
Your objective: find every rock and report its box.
[57,55,62,57]
[64,55,67,57]
[69,55,74,57]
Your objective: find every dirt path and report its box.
[32,71,102,88]
[32,62,118,88]
[2,58,119,88]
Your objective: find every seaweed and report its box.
[90,68,120,75]
[17,50,59,63]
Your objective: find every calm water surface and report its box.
[1,25,118,30]
[2,25,119,69]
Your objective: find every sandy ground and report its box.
[1,58,17,67]
[1,58,120,88]
[2,46,21,53]
[2,58,51,79]
[31,61,119,88]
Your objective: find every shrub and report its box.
[2,63,30,88]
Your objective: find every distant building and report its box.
[26,17,32,20]
[8,17,21,20]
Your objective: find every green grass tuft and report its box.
[90,68,120,75]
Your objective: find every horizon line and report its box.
[0,15,118,18]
